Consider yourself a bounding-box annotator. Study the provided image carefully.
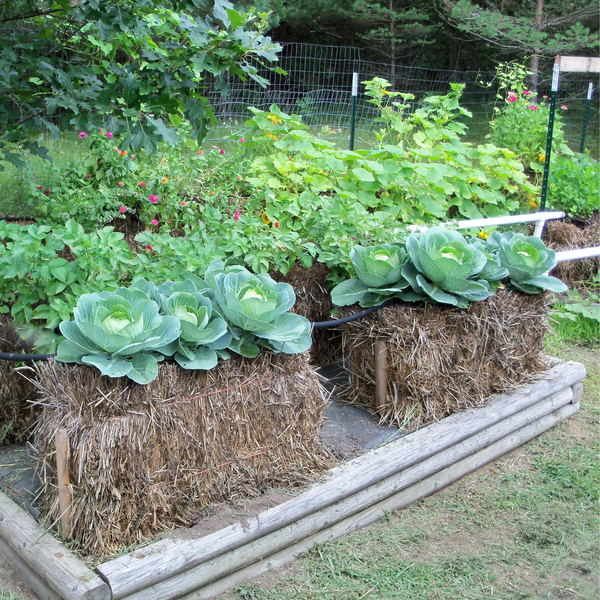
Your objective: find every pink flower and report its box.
[561,105,568,110]
[181,201,187,207]
[507,91,517,102]
[149,195,158,204]
[275,222,279,228]
[239,137,245,143]
[119,206,127,214]
[522,90,532,96]
[139,182,146,187]
[151,219,159,226]
[85,174,91,178]
[237,176,242,181]
[78,132,87,139]
[44,188,51,196]
[107,131,113,139]
[146,244,152,251]
[118,181,124,187]
[529,105,538,110]
[213,145,218,149]
[36,185,43,190]
[233,212,240,221]
[219,148,225,154]
[227,209,231,214]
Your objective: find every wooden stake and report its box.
[374,340,387,410]
[55,428,72,539]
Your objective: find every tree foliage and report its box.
[0,0,282,166]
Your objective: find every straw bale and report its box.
[338,289,550,428]
[540,214,600,287]
[272,263,343,366]
[32,352,328,556]
[0,315,38,445]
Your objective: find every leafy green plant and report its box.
[546,152,600,218]
[487,232,567,294]
[138,276,232,370]
[550,289,600,347]
[330,244,416,307]
[402,227,491,307]
[204,261,312,358]
[55,289,181,384]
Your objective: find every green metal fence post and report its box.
[349,72,358,151]
[540,63,560,212]
[579,82,594,153]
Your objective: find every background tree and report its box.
[439,0,599,90]
[0,0,282,166]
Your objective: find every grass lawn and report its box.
[0,338,598,600]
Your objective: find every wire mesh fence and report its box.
[203,42,599,159]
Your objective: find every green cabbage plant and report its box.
[331,244,417,307]
[55,288,181,384]
[486,232,567,294]
[403,227,491,307]
[204,261,312,358]
[149,276,232,370]
[468,239,509,292]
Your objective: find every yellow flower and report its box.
[266,133,278,140]
[318,170,327,175]
[478,231,488,240]
[160,157,168,163]
[261,211,272,225]
[538,153,545,162]
[529,199,538,208]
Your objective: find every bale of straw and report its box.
[0,315,39,445]
[540,214,600,287]
[32,352,328,556]
[338,289,550,428]
[272,263,343,366]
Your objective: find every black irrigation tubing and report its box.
[0,301,396,361]
[0,216,37,222]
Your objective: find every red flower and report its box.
[139,182,146,187]
[44,188,51,196]
[146,244,152,251]
[36,185,43,190]
[275,222,279,228]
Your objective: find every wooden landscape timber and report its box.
[0,360,586,600]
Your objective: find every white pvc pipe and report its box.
[555,247,600,262]
[453,212,565,231]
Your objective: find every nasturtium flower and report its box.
[120,150,127,156]
[146,244,152,251]
[198,150,203,155]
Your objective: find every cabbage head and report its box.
[154,278,231,369]
[468,239,509,292]
[487,232,567,294]
[55,289,181,384]
[331,244,417,308]
[403,227,490,307]
[204,261,312,358]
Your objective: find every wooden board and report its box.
[0,493,110,600]
[99,361,585,599]
[557,56,600,73]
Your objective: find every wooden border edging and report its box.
[0,360,586,600]
[0,493,110,600]
[96,360,586,600]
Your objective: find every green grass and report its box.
[223,341,600,600]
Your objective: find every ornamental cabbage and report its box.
[204,261,312,358]
[403,227,490,307]
[55,289,180,384]
[331,244,416,307]
[486,232,567,294]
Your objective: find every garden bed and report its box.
[0,357,586,600]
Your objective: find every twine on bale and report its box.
[337,289,551,429]
[32,352,329,556]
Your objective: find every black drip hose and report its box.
[0,301,395,361]
[311,299,395,329]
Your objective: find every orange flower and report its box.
[162,177,168,184]
[120,150,127,156]
[198,150,204,155]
